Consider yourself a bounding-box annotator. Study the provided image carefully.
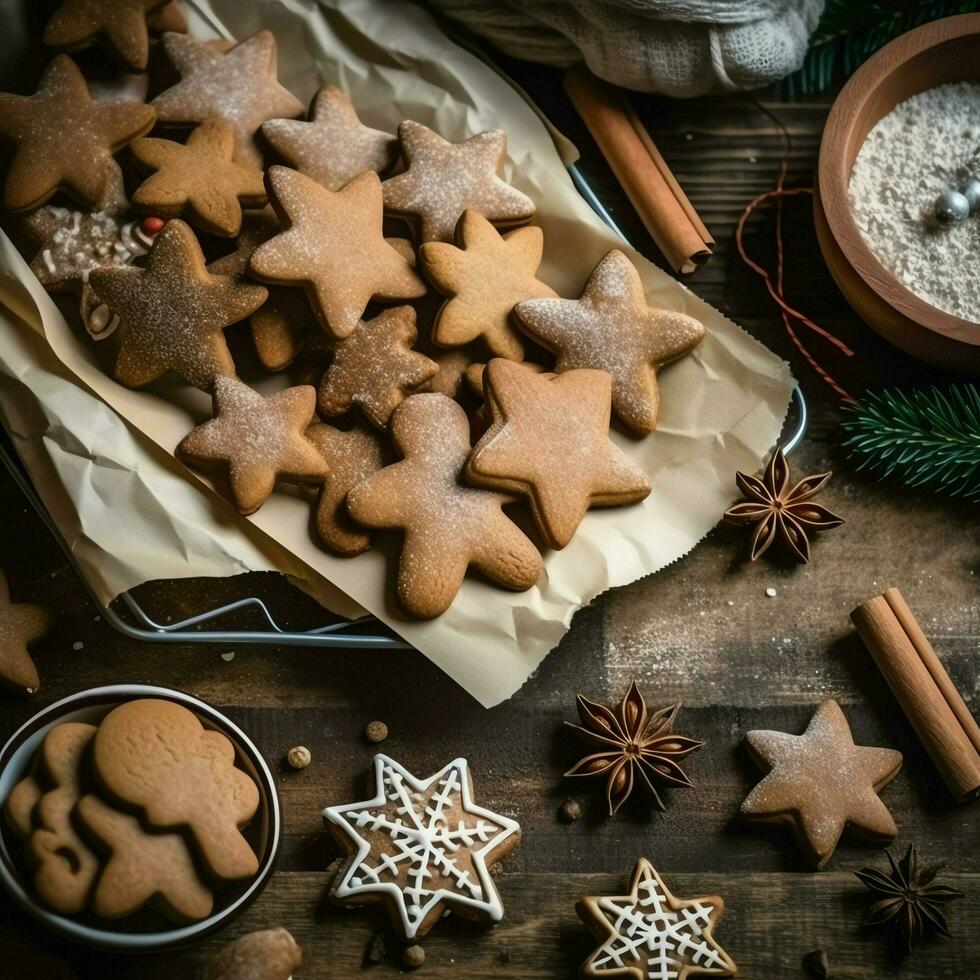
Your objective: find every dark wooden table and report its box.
[1,41,978,980]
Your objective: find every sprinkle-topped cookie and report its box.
[177,376,328,515]
[382,120,535,243]
[152,31,304,167]
[347,393,542,617]
[420,209,556,360]
[323,754,522,940]
[131,118,267,237]
[466,359,652,549]
[317,306,437,429]
[0,55,155,212]
[514,250,705,433]
[306,422,385,556]
[262,85,398,191]
[249,166,426,339]
[206,207,315,371]
[42,0,169,72]
[89,219,267,390]
[0,567,52,695]
[577,858,737,980]
[741,699,902,869]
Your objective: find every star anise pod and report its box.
[564,681,703,815]
[855,844,963,955]
[723,446,843,562]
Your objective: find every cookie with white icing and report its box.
[323,754,521,940]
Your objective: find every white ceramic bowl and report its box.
[0,684,281,952]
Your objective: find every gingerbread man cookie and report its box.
[89,219,268,390]
[131,119,267,237]
[249,166,426,339]
[465,359,652,549]
[27,723,101,915]
[42,0,169,72]
[4,768,42,840]
[152,31,304,167]
[420,210,556,360]
[178,377,329,515]
[92,698,260,881]
[0,55,155,212]
[317,306,437,429]
[514,249,705,433]
[0,567,53,694]
[306,422,385,556]
[381,121,535,243]
[76,794,213,922]
[347,393,542,617]
[262,85,398,191]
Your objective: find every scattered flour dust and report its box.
[848,81,980,324]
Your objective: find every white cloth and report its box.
[430,0,825,95]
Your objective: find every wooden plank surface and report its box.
[0,40,978,980]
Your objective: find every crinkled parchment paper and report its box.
[0,0,794,706]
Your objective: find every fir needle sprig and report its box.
[841,385,980,502]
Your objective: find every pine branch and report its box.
[840,385,980,502]
[779,0,980,98]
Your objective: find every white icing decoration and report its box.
[322,755,520,940]
[590,863,730,980]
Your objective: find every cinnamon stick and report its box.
[563,65,712,274]
[851,588,980,802]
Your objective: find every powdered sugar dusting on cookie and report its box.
[346,393,541,617]
[382,122,535,242]
[263,86,397,191]
[514,250,704,433]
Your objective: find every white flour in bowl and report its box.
[848,81,980,324]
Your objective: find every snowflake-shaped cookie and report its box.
[577,858,737,980]
[322,754,521,940]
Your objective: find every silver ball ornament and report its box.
[961,178,980,213]
[934,188,970,225]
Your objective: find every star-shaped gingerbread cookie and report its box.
[262,85,398,191]
[0,568,52,695]
[249,166,425,339]
[465,359,652,550]
[420,209,556,360]
[577,858,737,980]
[152,30,304,167]
[89,219,268,390]
[42,0,168,72]
[514,250,705,434]
[741,698,903,869]
[382,121,535,243]
[206,207,315,372]
[347,393,542,617]
[306,422,385,556]
[0,55,155,212]
[131,118,267,237]
[317,306,437,428]
[177,376,328,514]
[323,754,521,940]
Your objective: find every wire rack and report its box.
[1,161,807,649]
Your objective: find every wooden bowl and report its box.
[814,13,980,374]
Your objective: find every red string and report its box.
[735,103,857,404]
